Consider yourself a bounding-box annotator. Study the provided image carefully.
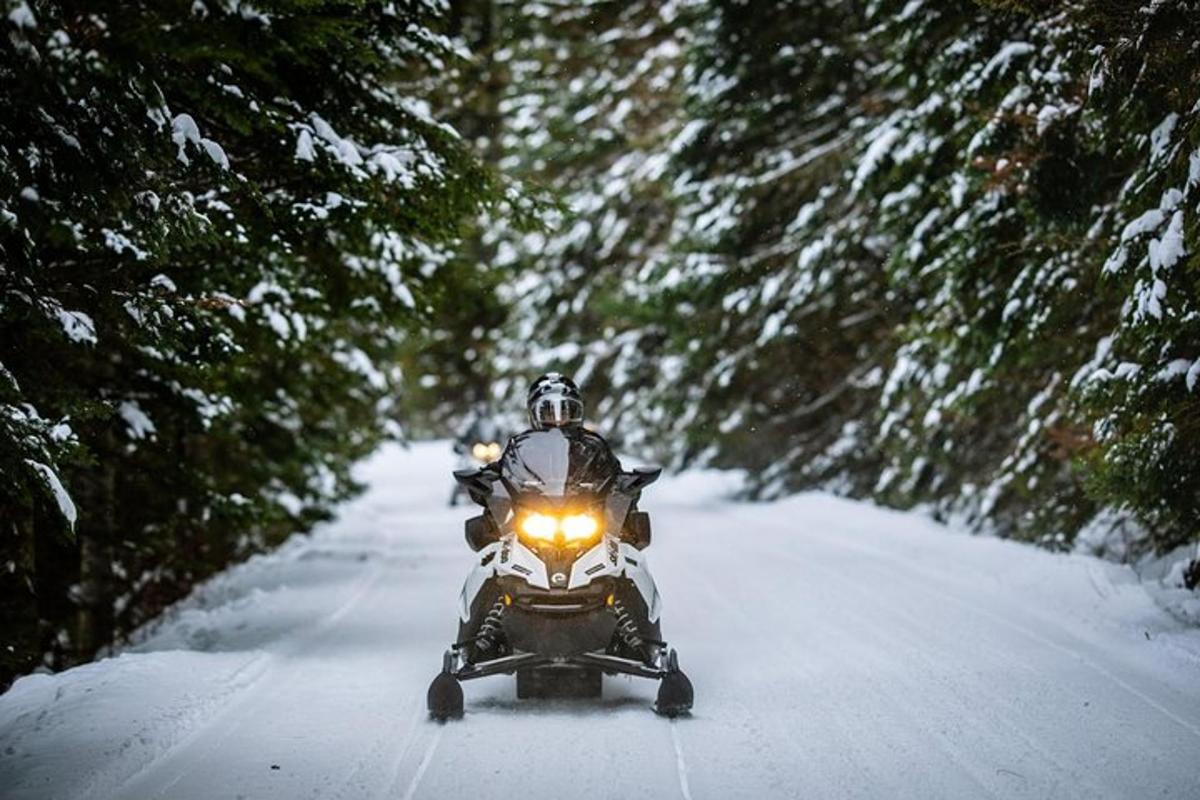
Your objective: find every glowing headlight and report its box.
[472,442,503,462]
[519,512,558,541]
[516,511,602,545]
[561,513,600,541]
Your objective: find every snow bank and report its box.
[0,651,268,799]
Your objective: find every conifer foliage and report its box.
[461,0,1200,564]
[0,0,493,684]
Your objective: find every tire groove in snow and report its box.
[679,537,1010,799]
[831,544,1197,784]
[793,551,1090,798]
[61,650,273,800]
[660,503,1199,798]
[324,695,423,800]
[738,523,1194,794]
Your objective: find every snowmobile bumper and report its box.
[454,651,548,680]
[430,645,693,718]
[448,648,669,681]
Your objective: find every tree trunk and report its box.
[72,442,116,664]
[1,505,39,688]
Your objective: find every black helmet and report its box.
[527,372,584,430]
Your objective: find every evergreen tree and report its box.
[1,0,495,684]
[440,0,692,450]
[664,0,890,485]
[474,0,1200,562]
[1067,0,1200,554]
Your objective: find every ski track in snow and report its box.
[398,727,442,800]
[670,721,693,800]
[1,440,1199,800]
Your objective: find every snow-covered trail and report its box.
[2,441,1199,800]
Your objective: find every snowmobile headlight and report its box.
[485,442,503,460]
[471,442,489,461]
[561,513,600,542]
[519,512,558,541]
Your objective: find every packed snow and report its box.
[2,440,1199,799]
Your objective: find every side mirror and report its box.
[618,465,662,493]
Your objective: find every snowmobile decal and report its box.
[568,539,621,589]
[496,536,549,590]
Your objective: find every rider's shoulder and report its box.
[570,428,619,463]
[507,428,538,447]
[507,426,611,448]
[575,427,611,447]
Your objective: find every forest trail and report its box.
[2,441,1199,800]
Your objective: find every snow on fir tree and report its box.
[0,0,497,678]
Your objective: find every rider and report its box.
[462,372,624,523]
[519,374,652,540]
[521,373,620,474]
[453,402,504,456]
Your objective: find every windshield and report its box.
[499,429,619,500]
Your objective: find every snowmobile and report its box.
[449,416,506,507]
[427,428,693,720]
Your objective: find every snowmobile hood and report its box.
[499,429,619,503]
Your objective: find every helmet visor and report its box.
[532,394,583,428]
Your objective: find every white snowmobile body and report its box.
[458,535,662,623]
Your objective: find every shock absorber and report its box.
[473,596,506,652]
[611,596,644,653]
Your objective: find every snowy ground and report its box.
[2,440,1199,800]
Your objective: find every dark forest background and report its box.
[3,0,1198,688]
